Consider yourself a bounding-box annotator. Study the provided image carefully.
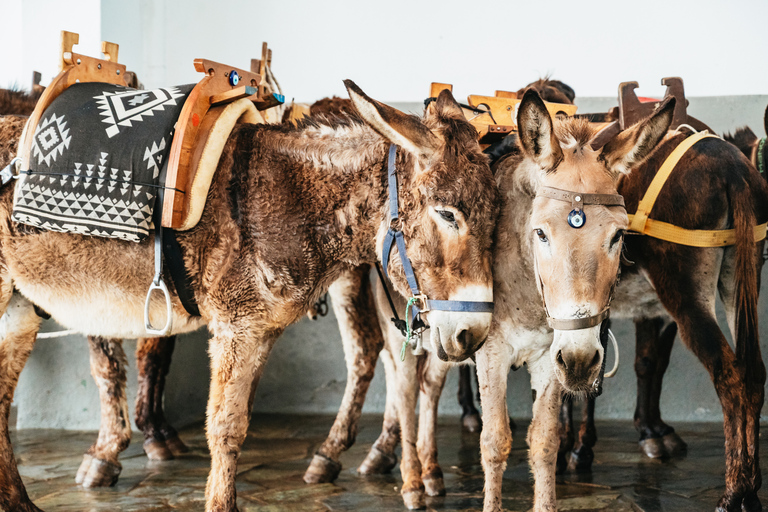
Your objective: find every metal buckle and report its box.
[413,294,429,312]
[144,278,173,336]
[1,157,21,185]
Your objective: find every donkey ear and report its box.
[426,89,465,120]
[517,89,563,170]
[600,97,676,177]
[344,79,440,159]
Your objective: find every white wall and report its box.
[4,0,765,103]
[95,0,765,103]
[0,0,102,90]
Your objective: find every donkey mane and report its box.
[0,87,41,116]
[723,126,758,160]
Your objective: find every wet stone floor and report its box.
[13,413,768,511]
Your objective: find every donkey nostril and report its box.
[456,329,471,346]
[556,350,566,369]
[591,350,600,368]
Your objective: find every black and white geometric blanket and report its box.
[12,82,194,242]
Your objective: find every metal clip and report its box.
[413,293,430,312]
[144,278,173,336]
[0,157,21,185]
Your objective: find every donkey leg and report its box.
[476,337,513,512]
[568,396,596,473]
[358,347,400,475]
[634,317,684,458]
[152,335,189,455]
[458,365,481,433]
[527,354,563,512]
[650,256,762,512]
[76,337,131,488]
[0,292,43,512]
[395,348,425,510]
[556,395,574,475]
[205,324,281,512]
[716,247,765,512]
[135,337,175,461]
[417,356,450,497]
[304,265,384,484]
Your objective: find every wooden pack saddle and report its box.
[17,31,284,233]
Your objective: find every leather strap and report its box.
[628,131,718,235]
[537,186,625,209]
[627,214,767,247]
[627,131,767,246]
[547,308,609,330]
[163,228,201,316]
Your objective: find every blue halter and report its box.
[380,144,494,350]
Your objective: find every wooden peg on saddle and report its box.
[19,30,128,170]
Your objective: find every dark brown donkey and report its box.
[559,105,768,479]
[0,81,499,512]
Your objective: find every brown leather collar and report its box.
[547,308,610,331]
[537,186,625,209]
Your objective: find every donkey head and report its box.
[520,90,674,393]
[345,81,500,362]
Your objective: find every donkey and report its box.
[0,81,500,512]
[305,91,677,510]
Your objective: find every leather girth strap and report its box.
[164,228,200,317]
[627,131,768,247]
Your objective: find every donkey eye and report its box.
[437,210,459,229]
[610,229,625,249]
[535,229,548,243]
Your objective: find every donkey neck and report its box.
[223,121,395,286]
[491,156,546,332]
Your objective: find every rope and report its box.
[36,329,78,339]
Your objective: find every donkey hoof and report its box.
[304,453,342,484]
[164,434,190,455]
[461,413,482,433]
[662,432,687,456]
[639,437,666,459]
[423,473,446,497]
[402,489,426,510]
[76,454,121,488]
[358,445,397,475]
[143,438,174,461]
[741,492,762,512]
[568,446,594,473]
[716,492,742,512]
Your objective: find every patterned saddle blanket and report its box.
[12,82,194,242]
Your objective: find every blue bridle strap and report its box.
[379,144,494,317]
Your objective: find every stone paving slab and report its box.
[11,414,768,511]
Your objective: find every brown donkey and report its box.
[0,81,500,512]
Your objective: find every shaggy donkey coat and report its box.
[0,82,499,512]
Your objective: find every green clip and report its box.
[400,296,418,361]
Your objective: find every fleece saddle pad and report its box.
[12,82,194,242]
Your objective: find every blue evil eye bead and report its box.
[567,209,586,228]
[228,70,240,86]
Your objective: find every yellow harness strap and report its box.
[627,131,768,247]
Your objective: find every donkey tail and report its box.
[731,177,760,368]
